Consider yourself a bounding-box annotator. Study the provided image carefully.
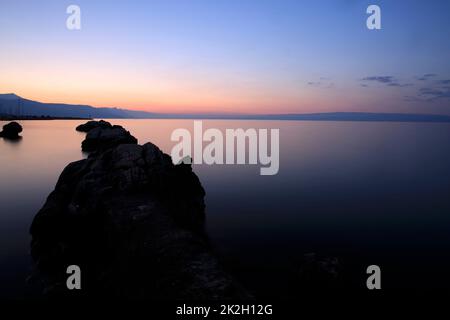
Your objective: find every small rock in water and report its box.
[0,121,23,139]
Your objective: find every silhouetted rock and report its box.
[0,121,22,139]
[76,120,112,132]
[30,124,249,299]
[81,125,138,152]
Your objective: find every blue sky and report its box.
[0,0,449,114]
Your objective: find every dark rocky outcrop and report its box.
[0,121,22,139]
[30,124,249,299]
[81,125,138,152]
[76,120,112,132]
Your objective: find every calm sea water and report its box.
[1,119,450,297]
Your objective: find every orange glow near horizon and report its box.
[0,87,349,114]
[2,1,450,116]
[0,57,351,114]
[0,45,423,115]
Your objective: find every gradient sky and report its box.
[1,0,449,114]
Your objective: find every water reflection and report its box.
[1,119,450,297]
[1,135,22,145]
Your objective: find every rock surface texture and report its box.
[30,121,249,299]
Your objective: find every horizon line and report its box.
[2,93,450,118]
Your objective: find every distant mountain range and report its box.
[0,93,156,119]
[1,93,450,122]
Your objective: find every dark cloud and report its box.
[437,79,450,85]
[360,74,450,103]
[387,82,413,87]
[361,76,395,84]
[361,76,411,88]
[417,73,437,81]
[418,86,450,100]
